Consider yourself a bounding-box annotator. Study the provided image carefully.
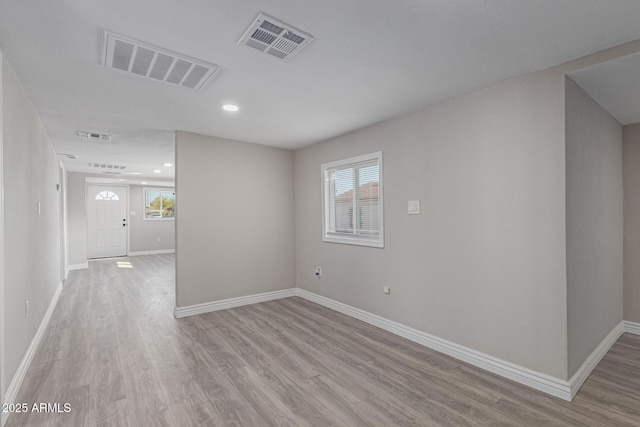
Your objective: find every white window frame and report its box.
[143,187,176,221]
[321,151,384,248]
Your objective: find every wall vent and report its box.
[102,30,219,91]
[238,13,313,61]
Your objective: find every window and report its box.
[322,151,383,247]
[95,190,119,201]
[144,188,175,220]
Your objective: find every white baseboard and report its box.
[624,320,640,335]
[174,288,296,319]
[568,322,623,400]
[295,289,572,401]
[128,249,175,256]
[2,281,63,427]
[170,286,628,402]
[67,262,88,271]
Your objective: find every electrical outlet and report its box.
[25,300,30,317]
[315,267,322,278]
[383,286,391,295]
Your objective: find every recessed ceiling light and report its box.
[141,181,148,185]
[153,169,162,173]
[164,163,173,167]
[222,104,239,112]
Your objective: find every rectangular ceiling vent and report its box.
[89,163,127,171]
[102,30,219,91]
[238,13,313,61]
[79,131,111,142]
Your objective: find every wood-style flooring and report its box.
[6,254,640,426]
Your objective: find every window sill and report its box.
[322,234,384,248]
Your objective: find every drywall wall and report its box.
[624,123,640,323]
[175,131,295,307]
[59,164,68,279]
[295,65,569,378]
[67,172,87,266]
[565,77,623,378]
[2,56,61,395]
[129,185,175,252]
[0,50,5,413]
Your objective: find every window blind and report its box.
[326,159,380,237]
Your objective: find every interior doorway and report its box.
[87,184,128,258]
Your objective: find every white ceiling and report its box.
[2,1,640,178]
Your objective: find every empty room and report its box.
[2,1,640,426]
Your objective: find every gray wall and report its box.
[565,77,623,378]
[129,185,175,252]
[175,131,295,307]
[295,66,569,378]
[624,123,640,323]
[2,56,62,395]
[0,50,5,410]
[67,172,88,266]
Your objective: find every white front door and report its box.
[87,185,127,258]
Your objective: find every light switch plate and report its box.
[408,200,420,215]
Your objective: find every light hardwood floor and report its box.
[6,254,640,426]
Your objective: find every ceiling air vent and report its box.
[89,163,127,172]
[238,13,313,61]
[102,30,219,91]
[79,131,111,142]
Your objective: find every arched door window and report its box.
[95,190,120,201]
